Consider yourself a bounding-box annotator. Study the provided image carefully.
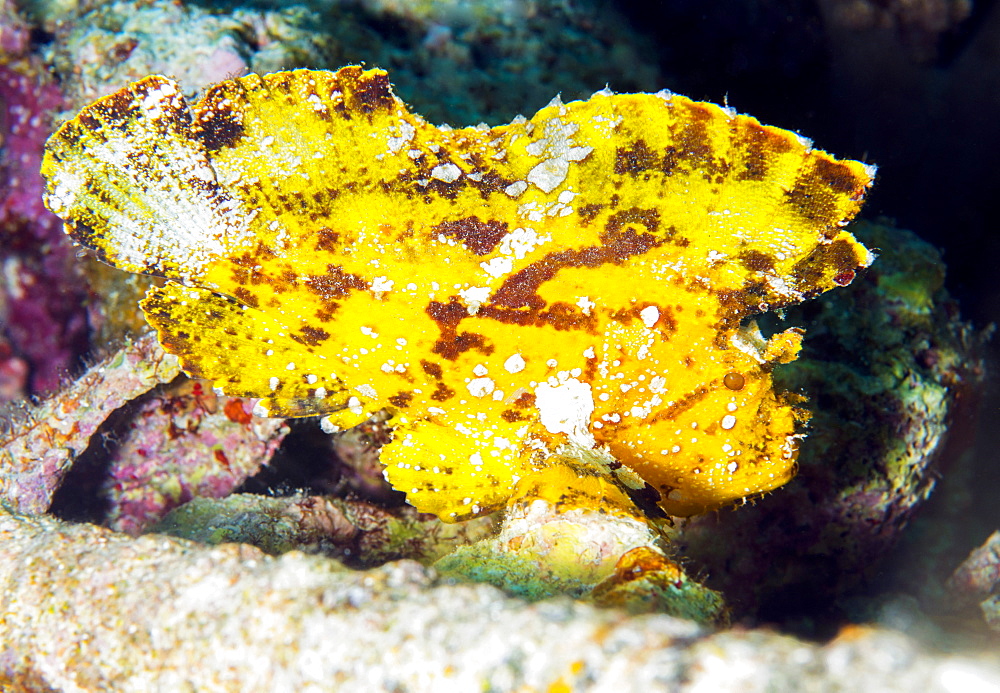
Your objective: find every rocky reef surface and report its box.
[1,0,998,688]
[2,508,999,692]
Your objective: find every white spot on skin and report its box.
[473,364,489,376]
[492,437,513,450]
[467,377,495,398]
[371,276,394,294]
[458,286,491,314]
[504,181,528,197]
[527,158,569,193]
[523,118,593,193]
[285,362,296,371]
[640,305,659,328]
[481,256,513,278]
[504,354,526,373]
[356,384,377,399]
[430,163,462,182]
[764,273,800,302]
[386,120,415,153]
[577,296,595,316]
[269,376,279,391]
[721,414,737,430]
[637,332,655,361]
[139,80,178,119]
[518,202,544,223]
[497,227,550,260]
[534,377,596,447]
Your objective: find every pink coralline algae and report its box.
[77,377,289,536]
[0,55,90,397]
[0,334,181,514]
[0,334,28,399]
[1,333,287,533]
[0,4,30,56]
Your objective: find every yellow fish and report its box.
[42,66,874,521]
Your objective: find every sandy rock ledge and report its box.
[1,509,998,692]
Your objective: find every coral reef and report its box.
[434,450,728,624]
[39,1,331,106]
[0,0,995,683]
[151,492,494,566]
[0,333,179,514]
[57,375,288,535]
[1,507,998,691]
[0,16,89,397]
[0,332,287,534]
[0,2,31,54]
[947,531,1000,632]
[28,0,660,126]
[309,0,661,126]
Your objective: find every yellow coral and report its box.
[42,66,874,521]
